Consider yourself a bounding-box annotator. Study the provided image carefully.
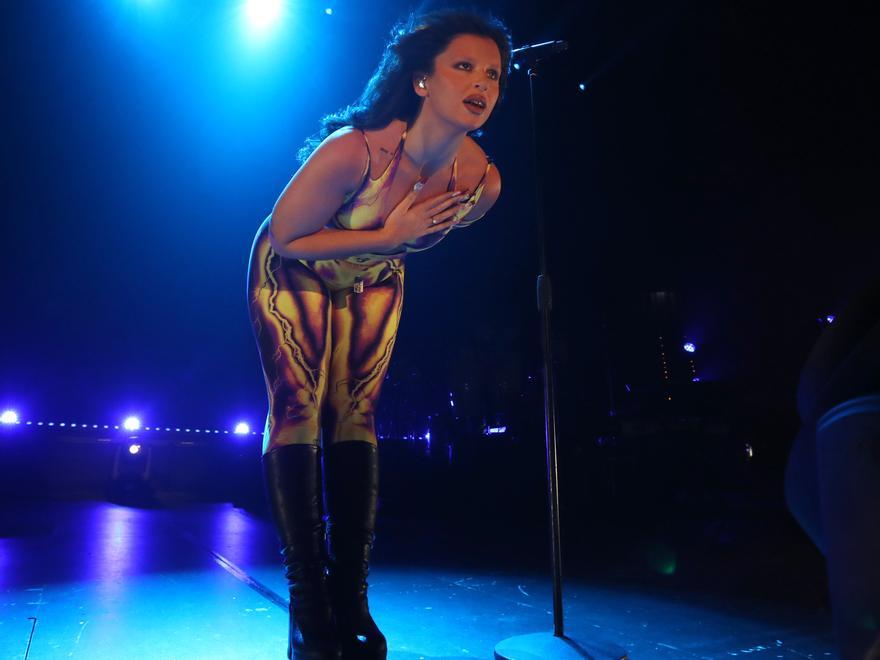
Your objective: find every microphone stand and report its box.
[493,45,627,660]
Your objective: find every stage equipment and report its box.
[494,39,628,660]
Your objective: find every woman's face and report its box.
[418,33,502,131]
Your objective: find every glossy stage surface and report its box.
[1,497,834,659]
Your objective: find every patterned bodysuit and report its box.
[248,126,492,453]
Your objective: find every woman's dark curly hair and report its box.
[297,8,512,162]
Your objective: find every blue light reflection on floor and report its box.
[0,500,834,659]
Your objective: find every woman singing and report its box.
[247,9,512,659]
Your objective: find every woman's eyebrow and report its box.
[449,54,501,69]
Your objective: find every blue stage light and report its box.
[123,416,141,431]
[234,422,250,435]
[324,7,333,15]
[244,0,283,32]
[578,82,586,91]
[683,342,696,353]
[1,410,19,425]
[129,444,141,455]
[826,315,836,324]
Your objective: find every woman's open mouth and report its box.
[463,95,487,115]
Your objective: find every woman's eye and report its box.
[457,62,498,80]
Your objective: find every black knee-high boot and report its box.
[262,444,343,660]
[324,441,388,660]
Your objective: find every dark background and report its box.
[2,0,878,602]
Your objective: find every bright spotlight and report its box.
[244,0,283,31]
[129,444,141,455]
[123,416,142,431]
[324,7,333,15]
[1,410,19,424]
[683,342,696,353]
[234,422,250,435]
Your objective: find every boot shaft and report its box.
[262,443,327,556]
[262,444,342,659]
[323,440,379,543]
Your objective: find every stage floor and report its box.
[0,498,834,659]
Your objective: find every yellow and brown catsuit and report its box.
[248,127,492,454]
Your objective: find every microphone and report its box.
[511,40,568,64]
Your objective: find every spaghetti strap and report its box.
[450,136,493,195]
[447,158,459,191]
[474,160,492,188]
[467,160,493,196]
[339,128,372,205]
[366,128,407,183]
[359,128,374,175]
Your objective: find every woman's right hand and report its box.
[379,183,466,247]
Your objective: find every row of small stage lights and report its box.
[0,411,256,436]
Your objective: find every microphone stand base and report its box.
[494,631,627,660]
